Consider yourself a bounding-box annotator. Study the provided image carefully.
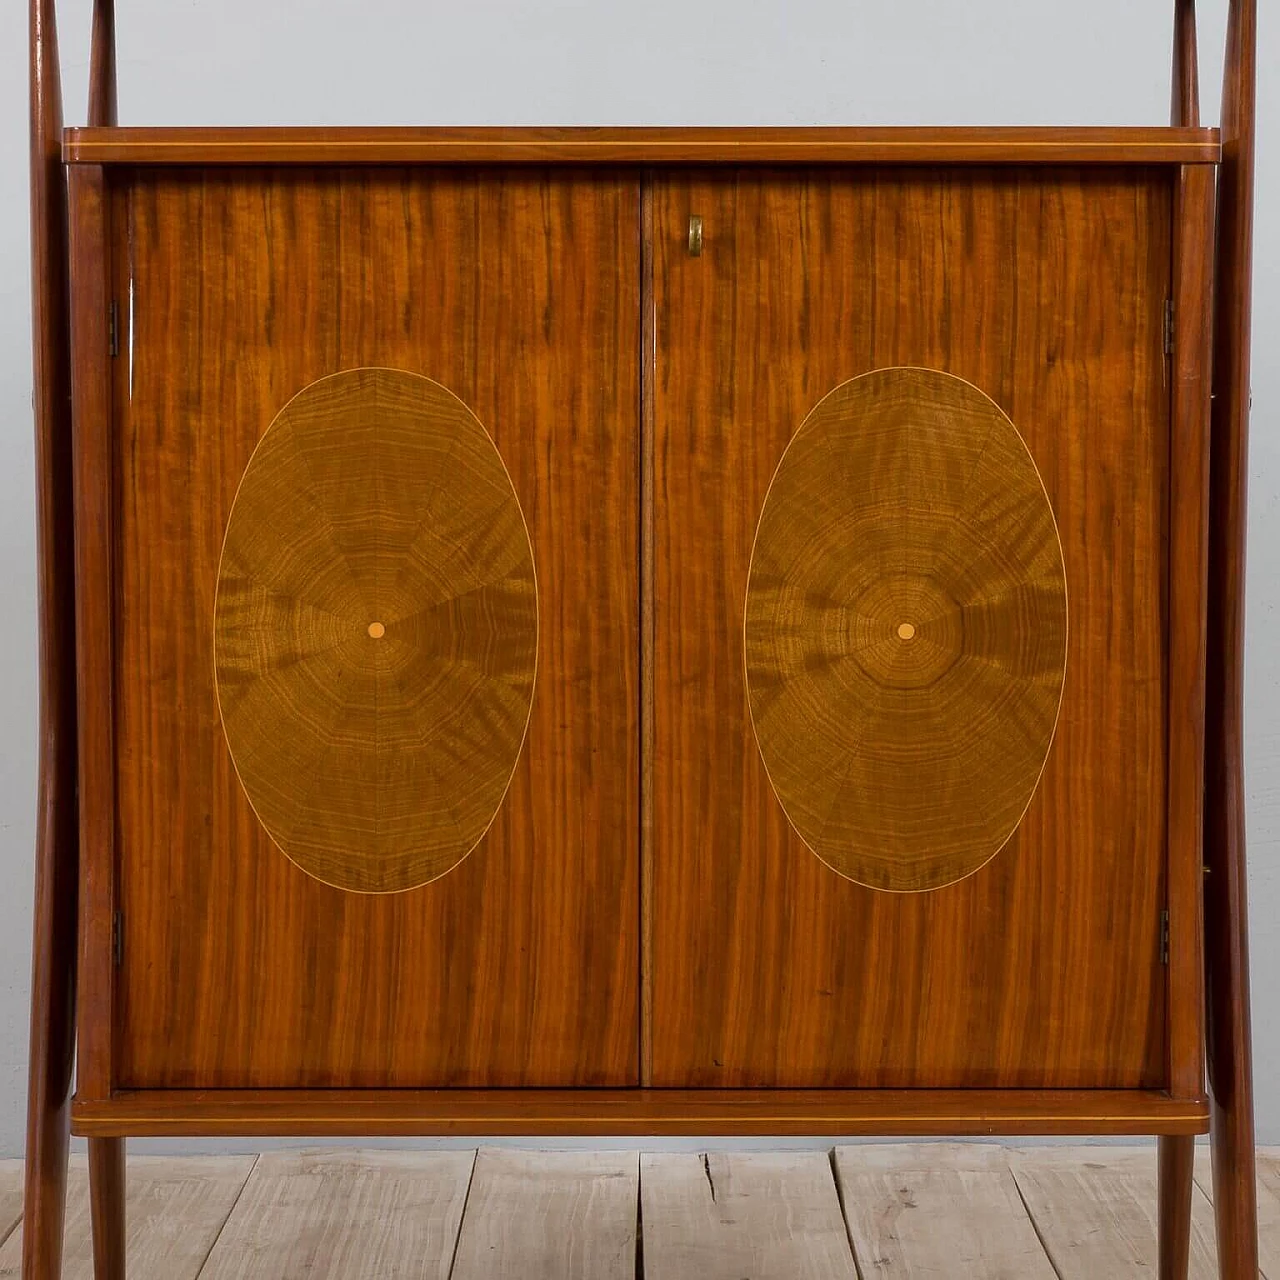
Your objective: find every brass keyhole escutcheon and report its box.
[688,215,704,257]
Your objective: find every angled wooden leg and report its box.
[89,1138,126,1280]
[1210,1107,1258,1280]
[1158,1135,1194,1280]
[1204,675,1261,1280]
[21,799,78,1278]
[1204,0,1260,1275]
[21,983,74,1280]
[25,0,83,1262]
[1205,818,1259,1280]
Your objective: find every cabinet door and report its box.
[111,169,640,1087]
[649,168,1173,1088]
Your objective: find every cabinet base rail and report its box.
[70,1088,1209,1138]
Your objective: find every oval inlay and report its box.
[214,367,538,893]
[744,367,1068,892]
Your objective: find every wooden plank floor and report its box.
[0,1145,1276,1277]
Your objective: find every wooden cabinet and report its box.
[25,2,1261,1276]
[102,170,641,1090]
[649,168,1179,1090]
[72,161,1201,1103]
[55,147,1220,1136]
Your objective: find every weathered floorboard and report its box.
[449,1149,638,1280]
[0,1154,253,1278]
[0,1161,26,1250]
[834,1144,1057,1278]
[640,1151,857,1279]
[197,1149,473,1280]
[1,1144,1275,1276]
[1012,1146,1218,1277]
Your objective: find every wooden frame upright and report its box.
[25,1,1259,1276]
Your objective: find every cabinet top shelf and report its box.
[62,125,1221,167]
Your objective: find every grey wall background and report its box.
[0,0,1274,1157]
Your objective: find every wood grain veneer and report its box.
[60,127,1222,168]
[650,166,1174,1089]
[70,1089,1210,1138]
[639,175,657,1087]
[95,168,640,1089]
[1166,163,1214,1103]
[68,164,115,1107]
[213,367,538,895]
[742,367,1067,893]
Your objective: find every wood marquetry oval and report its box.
[214,368,538,893]
[744,367,1067,892]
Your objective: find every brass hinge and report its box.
[112,911,123,967]
[108,299,120,358]
[1163,298,1175,357]
[1160,908,1170,965]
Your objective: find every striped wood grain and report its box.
[650,167,1173,1090]
[111,170,640,1090]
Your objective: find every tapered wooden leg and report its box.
[1204,788,1260,1280]
[1206,843,1259,1280]
[25,0,83,1267]
[20,725,81,1280]
[1158,1135,1194,1280]
[1210,1119,1258,1280]
[88,1138,126,1279]
[21,1073,71,1280]
[1205,0,1262,1265]
[1205,716,1259,1278]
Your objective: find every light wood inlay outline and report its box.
[213,366,539,896]
[743,366,1068,893]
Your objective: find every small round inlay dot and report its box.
[367,621,386,639]
[897,622,916,641]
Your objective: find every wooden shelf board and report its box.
[62,126,1221,167]
[71,1089,1210,1137]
